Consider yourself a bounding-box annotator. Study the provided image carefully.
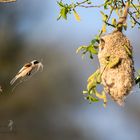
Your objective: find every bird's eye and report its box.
[34,61,39,64]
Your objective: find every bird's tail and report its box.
[10,76,18,85]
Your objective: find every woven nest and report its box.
[98,31,134,105]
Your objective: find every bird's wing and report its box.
[18,63,32,74]
[36,62,43,71]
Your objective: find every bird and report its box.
[10,60,43,85]
[8,120,14,132]
[0,85,2,92]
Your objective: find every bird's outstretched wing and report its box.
[18,63,32,74]
[10,63,32,85]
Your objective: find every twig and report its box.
[118,1,129,24]
[75,0,88,6]
[131,1,140,14]
[115,1,130,31]
[75,0,104,8]
[78,4,104,8]
[128,11,140,26]
[104,21,116,27]
[106,6,114,23]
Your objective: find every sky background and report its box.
[0,0,140,140]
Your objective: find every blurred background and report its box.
[0,0,140,140]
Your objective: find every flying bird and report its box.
[8,120,14,132]
[10,60,43,85]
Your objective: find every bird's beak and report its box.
[37,62,43,71]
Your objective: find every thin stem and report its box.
[131,1,140,14]
[78,4,104,8]
[75,0,88,6]
[128,11,140,25]
[75,0,104,8]
[107,7,114,22]
[121,0,125,6]
[104,21,116,27]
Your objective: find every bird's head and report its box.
[31,60,39,65]
[31,60,43,71]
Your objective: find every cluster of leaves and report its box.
[83,69,101,103]
[57,0,92,21]
[128,1,140,28]
[83,69,107,107]
[57,0,140,29]
[76,35,100,59]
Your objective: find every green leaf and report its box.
[91,39,96,45]
[108,57,121,68]
[87,69,101,91]
[57,14,62,20]
[89,52,93,59]
[95,36,100,43]
[57,1,64,8]
[104,4,108,9]
[112,18,117,26]
[83,90,88,94]
[60,7,68,19]
[123,45,132,57]
[102,24,106,33]
[88,45,98,54]
[76,45,86,54]
[86,95,99,103]
[91,37,99,45]
[123,23,127,31]
[100,11,108,21]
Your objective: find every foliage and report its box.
[76,35,99,59]
[57,0,140,28]
[83,69,101,103]
[57,0,140,105]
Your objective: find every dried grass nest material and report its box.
[98,31,134,106]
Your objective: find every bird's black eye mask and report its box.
[34,61,39,64]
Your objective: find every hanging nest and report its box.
[98,31,134,105]
[85,2,135,106]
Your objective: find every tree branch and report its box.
[116,1,129,31]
